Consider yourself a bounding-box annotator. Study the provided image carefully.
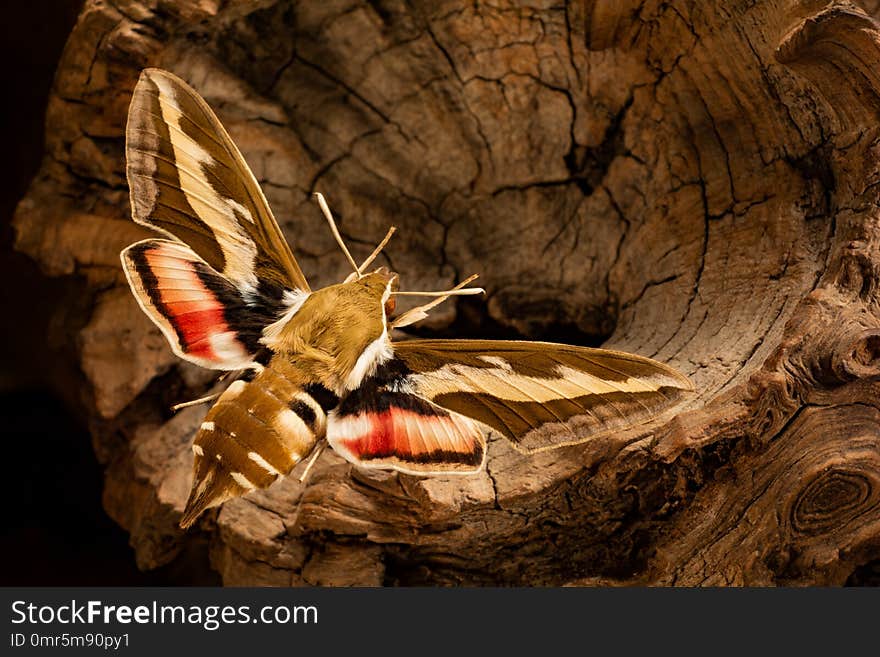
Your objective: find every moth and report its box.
[120,68,693,529]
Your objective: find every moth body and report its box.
[263,270,396,395]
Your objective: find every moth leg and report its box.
[171,392,221,412]
[298,440,327,483]
[170,368,256,412]
[390,274,483,329]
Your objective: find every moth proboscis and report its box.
[120,68,694,529]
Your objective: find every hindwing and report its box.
[327,372,486,475]
[122,238,287,369]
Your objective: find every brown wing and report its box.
[391,339,694,453]
[126,67,309,295]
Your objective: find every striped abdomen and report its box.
[180,363,335,528]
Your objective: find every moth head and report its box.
[351,266,399,319]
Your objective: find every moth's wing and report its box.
[121,238,286,370]
[392,339,694,453]
[327,377,486,475]
[126,67,309,295]
[180,366,331,528]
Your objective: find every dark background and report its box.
[0,2,184,585]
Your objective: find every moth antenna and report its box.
[314,193,361,277]
[171,392,221,412]
[390,274,482,329]
[298,441,327,483]
[358,226,396,272]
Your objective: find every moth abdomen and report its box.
[180,368,324,528]
[288,399,318,430]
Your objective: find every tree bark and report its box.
[13,0,880,585]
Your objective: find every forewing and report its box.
[327,374,486,475]
[392,339,693,453]
[126,67,309,295]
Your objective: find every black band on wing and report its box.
[356,445,482,466]
[335,358,443,419]
[195,271,287,355]
[337,386,450,418]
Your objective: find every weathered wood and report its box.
[13,0,880,585]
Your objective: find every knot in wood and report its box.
[800,323,880,387]
[826,327,880,384]
[839,330,880,380]
[792,469,872,536]
[744,371,800,443]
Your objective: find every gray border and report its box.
[1,587,874,654]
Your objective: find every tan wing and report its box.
[126,67,309,295]
[392,339,694,453]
